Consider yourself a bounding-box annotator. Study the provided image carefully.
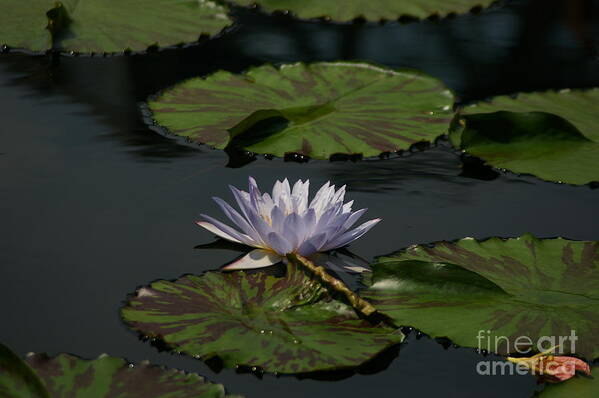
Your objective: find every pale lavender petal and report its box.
[297,240,318,257]
[229,186,252,220]
[244,209,272,246]
[311,184,335,217]
[198,215,256,246]
[321,218,381,251]
[248,176,263,214]
[213,196,257,237]
[332,185,346,205]
[299,232,328,254]
[222,249,282,270]
[266,232,293,255]
[314,202,343,231]
[282,213,302,249]
[340,208,368,232]
[261,192,274,212]
[196,221,242,243]
[301,208,317,238]
[270,205,285,233]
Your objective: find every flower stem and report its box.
[287,253,377,317]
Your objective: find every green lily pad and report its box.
[0,0,231,53]
[121,263,404,374]
[0,1,53,51]
[361,235,599,360]
[148,62,454,159]
[25,352,237,398]
[453,89,599,185]
[0,343,50,398]
[231,0,496,22]
[539,366,598,397]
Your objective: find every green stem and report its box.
[287,253,377,317]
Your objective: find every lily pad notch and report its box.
[147,62,455,160]
[0,0,232,54]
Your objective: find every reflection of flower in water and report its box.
[197,177,380,270]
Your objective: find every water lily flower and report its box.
[197,177,381,270]
[507,346,591,382]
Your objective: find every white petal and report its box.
[332,185,346,204]
[309,181,330,211]
[197,220,242,244]
[292,179,309,214]
[321,218,381,251]
[222,249,282,270]
[342,200,354,213]
[198,215,255,245]
[343,265,371,273]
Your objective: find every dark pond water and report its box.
[1,0,599,396]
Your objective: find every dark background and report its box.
[1,0,598,396]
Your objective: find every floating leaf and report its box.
[149,62,453,159]
[0,343,50,398]
[25,352,237,398]
[231,0,497,22]
[0,1,53,51]
[539,366,599,397]
[0,0,231,53]
[453,89,599,185]
[121,263,403,373]
[361,235,599,360]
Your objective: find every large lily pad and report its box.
[148,62,454,159]
[361,235,599,360]
[0,0,231,53]
[121,263,403,374]
[0,343,50,398]
[453,89,599,185]
[539,366,598,397]
[0,1,53,51]
[231,0,497,22]
[25,353,236,398]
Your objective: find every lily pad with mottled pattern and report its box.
[1,343,237,398]
[0,0,231,53]
[452,89,599,185]
[0,343,50,398]
[231,0,497,22]
[26,353,237,398]
[148,62,454,159]
[361,235,599,360]
[121,263,404,374]
[538,366,599,397]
